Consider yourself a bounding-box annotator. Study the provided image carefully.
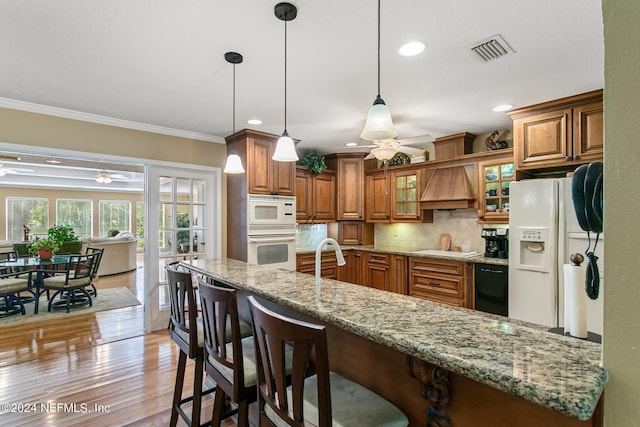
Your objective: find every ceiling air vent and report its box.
[470,34,514,62]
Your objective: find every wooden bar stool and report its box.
[197,278,257,426]
[166,262,213,427]
[248,296,409,427]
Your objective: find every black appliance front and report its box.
[474,263,508,317]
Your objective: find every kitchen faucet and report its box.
[315,238,345,279]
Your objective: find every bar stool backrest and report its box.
[248,296,332,427]
[166,262,200,358]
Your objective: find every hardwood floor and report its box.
[0,260,237,426]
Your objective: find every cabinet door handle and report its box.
[565,156,571,161]
[573,155,580,161]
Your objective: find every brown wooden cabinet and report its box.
[335,221,374,246]
[509,90,603,174]
[337,249,365,285]
[363,252,407,294]
[477,156,514,224]
[365,166,430,223]
[326,153,366,220]
[432,132,476,160]
[296,252,338,279]
[226,129,296,195]
[408,257,472,307]
[295,166,336,223]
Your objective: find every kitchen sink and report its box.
[411,249,480,258]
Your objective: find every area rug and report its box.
[0,287,141,327]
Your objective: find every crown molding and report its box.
[0,97,225,144]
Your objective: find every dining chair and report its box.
[166,261,213,427]
[85,246,104,296]
[248,296,409,427]
[39,253,97,313]
[0,270,33,316]
[197,278,257,426]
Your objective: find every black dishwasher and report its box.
[474,264,508,316]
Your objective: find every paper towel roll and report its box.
[564,264,588,338]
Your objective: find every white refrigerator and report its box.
[508,177,604,335]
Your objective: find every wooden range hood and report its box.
[420,166,475,209]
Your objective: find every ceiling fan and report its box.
[341,135,433,160]
[0,163,34,176]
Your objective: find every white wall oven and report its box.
[246,194,296,271]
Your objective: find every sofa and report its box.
[86,233,138,276]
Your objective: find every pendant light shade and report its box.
[360,0,397,141]
[223,51,245,174]
[272,2,299,162]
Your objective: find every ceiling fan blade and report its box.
[396,134,433,145]
[397,146,426,156]
[364,152,377,160]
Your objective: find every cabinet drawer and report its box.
[409,257,464,276]
[367,253,389,265]
[410,273,464,299]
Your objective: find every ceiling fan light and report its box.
[272,132,298,162]
[0,170,5,177]
[360,101,397,141]
[224,152,245,174]
[371,146,397,161]
[96,172,112,183]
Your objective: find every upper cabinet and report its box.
[295,166,336,223]
[432,132,476,160]
[508,90,603,175]
[365,165,432,223]
[226,129,296,196]
[477,154,514,224]
[325,153,366,220]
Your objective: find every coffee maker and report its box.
[481,228,509,259]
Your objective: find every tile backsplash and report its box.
[296,210,507,254]
[374,209,487,252]
[296,224,327,250]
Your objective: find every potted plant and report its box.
[299,151,327,174]
[29,224,81,258]
[48,224,83,254]
[29,238,60,260]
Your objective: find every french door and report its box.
[144,164,220,332]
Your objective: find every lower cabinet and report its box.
[364,252,407,294]
[408,257,473,307]
[296,252,338,279]
[337,250,364,285]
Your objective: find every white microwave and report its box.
[247,194,296,235]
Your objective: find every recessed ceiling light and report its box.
[399,41,426,57]
[492,104,514,112]
[346,142,358,147]
[247,119,262,125]
[45,159,62,164]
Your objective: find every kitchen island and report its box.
[181,258,606,426]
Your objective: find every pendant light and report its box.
[272,2,299,162]
[223,51,245,174]
[360,0,397,141]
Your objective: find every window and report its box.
[6,198,49,240]
[56,199,92,238]
[99,200,131,237]
[136,200,144,249]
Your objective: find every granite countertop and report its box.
[297,244,509,266]
[183,258,606,421]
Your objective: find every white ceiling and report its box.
[0,1,603,158]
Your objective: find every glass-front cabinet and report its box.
[391,170,423,221]
[478,160,514,223]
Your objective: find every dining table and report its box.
[0,255,72,314]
